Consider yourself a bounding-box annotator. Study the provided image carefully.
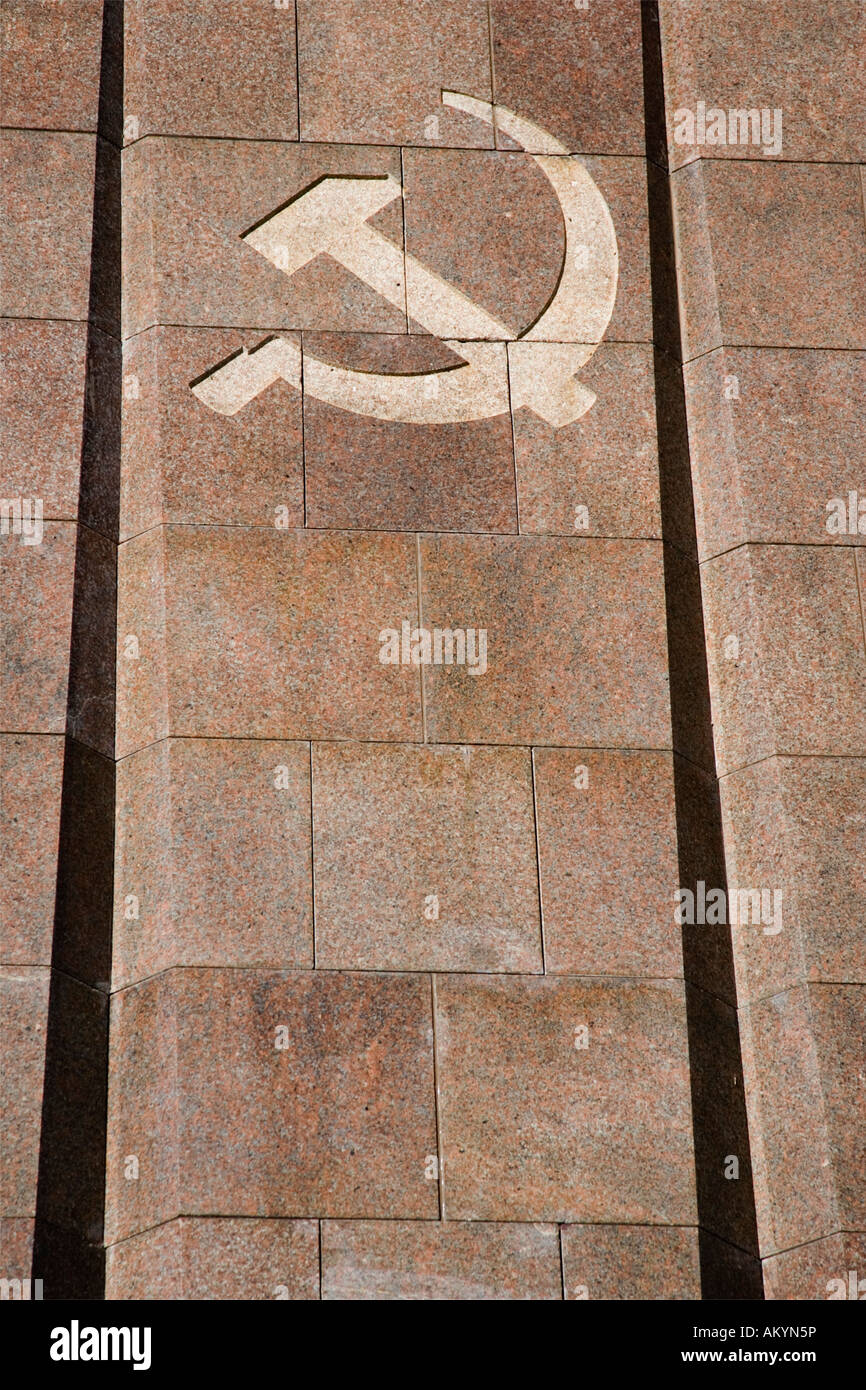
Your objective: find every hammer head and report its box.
[242,174,403,277]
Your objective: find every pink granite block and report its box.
[435,974,696,1224]
[297,0,493,148]
[1,0,105,132]
[561,1223,701,1300]
[673,161,866,357]
[124,0,299,142]
[420,535,670,749]
[322,1220,561,1300]
[0,734,64,966]
[113,737,313,987]
[533,748,682,978]
[121,326,304,537]
[702,545,866,775]
[684,348,866,558]
[0,967,49,1218]
[312,741,542,972]
[106,1216,319,1300]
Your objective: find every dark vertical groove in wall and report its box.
[640,1,763,1300]
[32,0,123,1301]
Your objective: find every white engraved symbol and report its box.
[191,92,619,427]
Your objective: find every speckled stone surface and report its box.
[312,741,542,972]
[112,742,172,985]
[856,549,866,631]
[702,544,866,775]
[117,526,423,748]
[0,320,89,521]
[122,137,406,338]
[0,967,49,1220]
[116,526,169,758]
[0,524,77,736]
[322,1220,561,1300]
[0,734,64,966]
[8,0,864,1304]
[0,131,100,322]
[402,147,563,339]
[121,326,304,537]
[685,349,866,558]
[105,969,177,1242]
[297,0,493,148]
[1,0,105,131]
[719,756,814,1008]
[490,0,645,156]
[106,969,438,1242]
[513,343,662,539]
[580,156,653,344]
[0,1217,35,1280]
[660,0,866,169]
[113,738,313,988]
[808,985,866,1236]
[420,535,671,748]
[105,1217,319,1300]
[664,6,866,1289]
[720,756,866,1006]
[764,1232,866,1301]
[434,975,697,1223]
[673,160,866,357]
[302,331,517,534]
[561,1223,701,1300]
[533,748,682,978]
[738,983,858,1257]
[1,5,112,1294]
[106,1220,182,1300]
[124,0,299,143]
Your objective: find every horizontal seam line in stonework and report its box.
[682,342,866,368]
[115,735,678,764]
[312,525,665,543]
[682,342,866,369]
[669,153,866,171]
[121,321,653,346]
[104,1214,703,1252]
[0,735,117,761]
[117,521,666,546]
[700,537,866,566]
[9,734,117,762]
[107,965,689,998]
[0,963,617,978]
[309,967,682,982]
[118,522,664,542]
[1,313,89,327]
[554,1219,700,1230]
[0,321,121,345]
[113,520,667,544]
[119,130,650,159]
[0,730,69,740]
[737,981,866,1012]
[760,1229,861,1263]
[717,750,866,782]
[0,124,112,141]
[29,519,120,546]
